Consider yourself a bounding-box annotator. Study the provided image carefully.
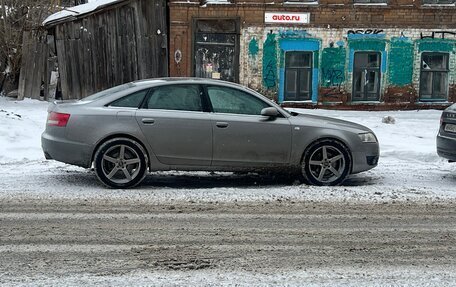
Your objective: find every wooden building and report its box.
[42,0,168,100]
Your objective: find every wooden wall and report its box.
[18,30,48,100]
[52,0,168,100]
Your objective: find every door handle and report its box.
[141,118,155,125]
[216,122,229,128]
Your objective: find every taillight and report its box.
[47,112,70,127]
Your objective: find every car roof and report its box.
[131,77,246,88]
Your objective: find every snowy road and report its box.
[1,200,456,286]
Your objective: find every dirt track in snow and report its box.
[1,199,456,285]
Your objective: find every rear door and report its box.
[135,84,212,166]
[206,85,292,167]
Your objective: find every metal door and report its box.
[211,114,292,167]
[205,85,292,167]
[194,19,239,83]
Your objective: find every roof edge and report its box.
[43,0,127,28]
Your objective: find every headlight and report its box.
[358,132,377,143]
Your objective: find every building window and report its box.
[352,52,381,101]
[420,53,449,101]
[422,0,455,4]
[354,0,387,3]
[284,52,312,101]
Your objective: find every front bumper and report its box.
[41,132,93,168]
[351,142,380,174]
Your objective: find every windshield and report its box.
[80,82,135,102]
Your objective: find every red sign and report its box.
[265,12,310,24]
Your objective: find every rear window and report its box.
[109,90,149,108]
[80,83,135,102]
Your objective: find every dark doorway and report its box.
[352,52,381,101]
[193,19,239,83]
[284,51,312,101]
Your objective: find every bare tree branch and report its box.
[0,0,86,93]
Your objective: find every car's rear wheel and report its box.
[301,140,351,186]
[94,138,148,188]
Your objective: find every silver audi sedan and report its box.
[42,78,379,188]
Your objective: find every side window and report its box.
[207,86,270,115]
[109,89,149,108]
[146,85,203,112]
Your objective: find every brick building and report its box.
[168,0,456,109]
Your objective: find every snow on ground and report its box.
[0,96,455,204]
[0,97,48,164]
[5,267,456,287]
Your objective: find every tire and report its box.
[301,140,352,186]
[94,138,148,188]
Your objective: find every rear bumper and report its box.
[437,133,456,162]
[41,132,93,168]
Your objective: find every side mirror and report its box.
[261,107,279,117]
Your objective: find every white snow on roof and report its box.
[43,0,124,26]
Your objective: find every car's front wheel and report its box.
[301,140,351,186]
[94,138,148,188]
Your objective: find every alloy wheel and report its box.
[100,144,142,185]
[307,144,347,185]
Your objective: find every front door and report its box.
[206,85,292,167]
[352,52,381,101]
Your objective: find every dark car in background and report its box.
[42,78,379,188]
[437,103,456,162]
